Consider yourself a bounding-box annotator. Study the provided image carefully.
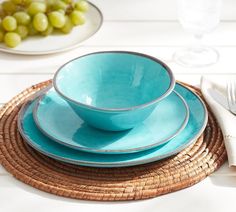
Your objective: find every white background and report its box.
[1,0,236,211]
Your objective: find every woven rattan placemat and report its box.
[0,80,227,201]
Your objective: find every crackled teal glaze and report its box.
[33,88,189,154]
[53,51,175,131]
[18,83,207,167]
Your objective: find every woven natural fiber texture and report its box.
[0,80,227,201]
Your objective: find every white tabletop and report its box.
[1,0,236,211]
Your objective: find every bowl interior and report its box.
[55,52,172,109]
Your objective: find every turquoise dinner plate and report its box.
[18,83,208,168]
[33,87,189,154]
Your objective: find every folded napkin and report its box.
[201,76,236,167]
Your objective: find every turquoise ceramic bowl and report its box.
[53,51,175,131]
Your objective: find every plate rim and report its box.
[33,86,190,154]
[0,1,103,55]
[17,82,208,167]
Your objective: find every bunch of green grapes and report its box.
[0,0,89,48]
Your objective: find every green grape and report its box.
[75,1,89,12]
[4,32,21,47]
[0,21,5,32]
[15,25,28,39]
[48,11,65,28]
[0,30,4,42]
[62,0,72,4]
[0,8,6,19]
[2,1,17,14]
[57,9,65,15]
[24,0,32,4]
[46,0,55,8]
[22,0,32,6]
[27,1,46,16]
[52,0,67,10]
[11,0,22,5]
[33,13,48,32]
[70,10,85,26]
[2,16,17,31]
[61,15,73,34]
[27,22,37,35]
[47,0,55,5]
[41,23,53,36]
[13,11,31,25]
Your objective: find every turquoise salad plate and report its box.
[18,83,207,167]
[33,87,189,154]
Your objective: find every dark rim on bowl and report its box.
[53,51,175,112]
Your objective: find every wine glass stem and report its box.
[192,34,203,51]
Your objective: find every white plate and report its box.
[0,2,103,55]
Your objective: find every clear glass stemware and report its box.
[173,0,222,67]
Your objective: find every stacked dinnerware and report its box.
[18,51,208,168]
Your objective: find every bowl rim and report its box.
[53,51,175,112]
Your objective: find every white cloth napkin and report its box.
[201,76,236,167]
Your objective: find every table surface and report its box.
[1,1,236,211]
